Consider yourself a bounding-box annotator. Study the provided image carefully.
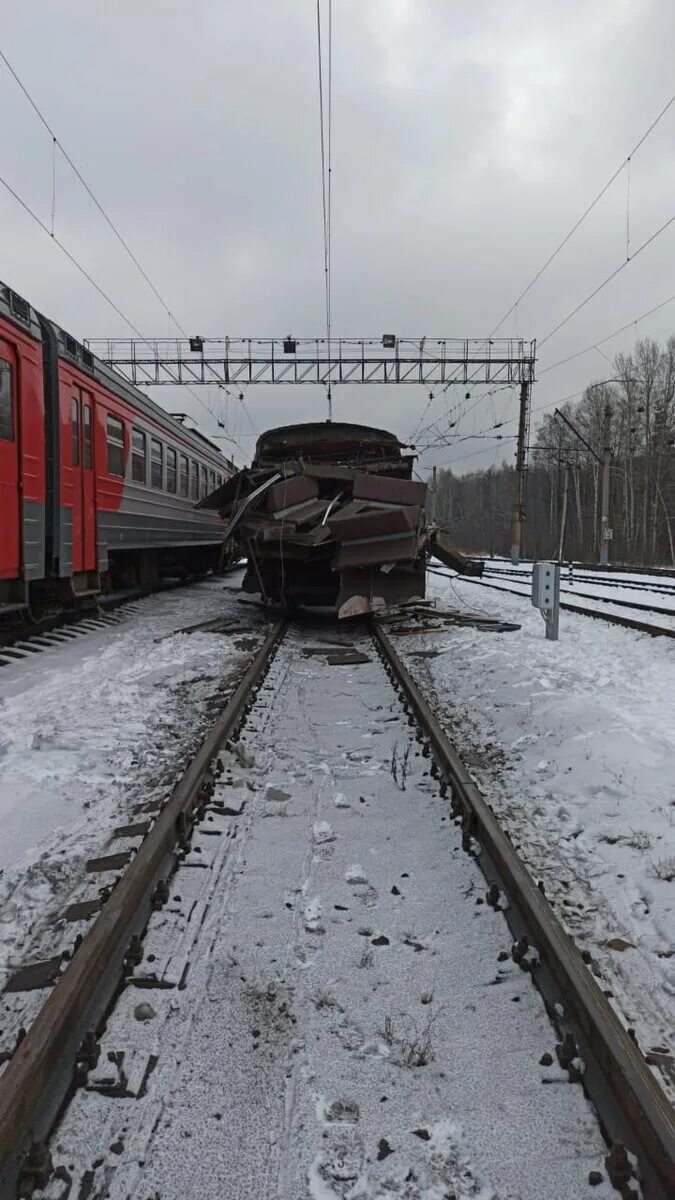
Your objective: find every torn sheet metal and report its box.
[200,421,431,617]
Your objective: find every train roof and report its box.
[0,281,43,343]
[253,421,407,466]
[0,277,234,473]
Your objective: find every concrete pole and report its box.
[510,380,531,563]
[599,401,612,566]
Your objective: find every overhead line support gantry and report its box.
[85,335,536,389]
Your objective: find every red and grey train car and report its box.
[0,280,232,616]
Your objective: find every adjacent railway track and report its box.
[472,559,675,583]
[0,615,288,1195]
[0,615,673,1197]
[480,565,675,604]
[0,570,245,666]
[431,567,675,639]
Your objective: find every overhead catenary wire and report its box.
[421,276,675,455]
[538,208,675,348]
[425,97,675,483]
[327,0,332,361]
[0,46,188,337]
[0,45,242,456]
[0,170,237,454]
[420,386,597,461]
[316,0,333,419]
[0,170,148,339]
[489,87,675,337]
[538,289,675,376]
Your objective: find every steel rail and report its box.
[0,574,234,657]
[439,571,675,639]
[371,619,675,1200]
[0,616,288,1194]
[476,571,675,617]
[481,564,675,593]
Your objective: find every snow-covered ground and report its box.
[394,573,675,1098]
[44,624,612,1200]
[0,575,265,998]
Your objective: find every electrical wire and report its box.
[422,276,675,459]
[0,44,242,451]
[316,0,333,418]
[489,87,675,337]
[237,390,260,437]
[538,208,675,348]
[431,441,517,468]
[327,0,332,359]
[0,46,187,336]
[0,170,238,455]
[538,290,675,375]
[0,170,147,338]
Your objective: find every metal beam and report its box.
[84,336,537,387]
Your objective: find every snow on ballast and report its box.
[1,616,672,1198]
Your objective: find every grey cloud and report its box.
[1,0,673,470]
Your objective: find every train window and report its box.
[106,415,125,477]
[190,460,199,501]
[200,464,208,499]
[71,399,80,466]
[0,360,13,440]
[166,447,177,494]
[151,438,163,489]
[208,469,216,494]
[131,428,146,483]
[83,404,93,468]
[179,454,189,497]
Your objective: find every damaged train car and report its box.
[198,421,431,617]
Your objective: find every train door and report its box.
[79,390,96,570]
[68,388,96,573]
[0,337,20,585]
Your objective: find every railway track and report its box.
[431,567,675,639]
[0,571,245,666]
[480,566,675,602]
[471,559,675,584]
[0,617,673,1198]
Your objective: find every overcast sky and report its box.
[1,0,674,474]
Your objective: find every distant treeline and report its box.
[434,337,675,565]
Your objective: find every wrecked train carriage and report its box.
[199,421,430,617]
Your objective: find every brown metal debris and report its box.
[63,897,103,923]
[377,602,521,635]
[5,958,62,993]
[431,536,484,576]
[86,851,133,873]
[113,820,151,838]
[326,650,372,666]
[197,422,430,617]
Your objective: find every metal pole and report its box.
[557,462,570,563]
[510,380,531,563]
[599,401,612,566]
[431,465,437,524]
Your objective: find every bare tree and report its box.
[435,335,675,565]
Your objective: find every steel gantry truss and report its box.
[84,336,536,388]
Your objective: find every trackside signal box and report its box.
[531,561,560,639]
[532,561,557,609]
